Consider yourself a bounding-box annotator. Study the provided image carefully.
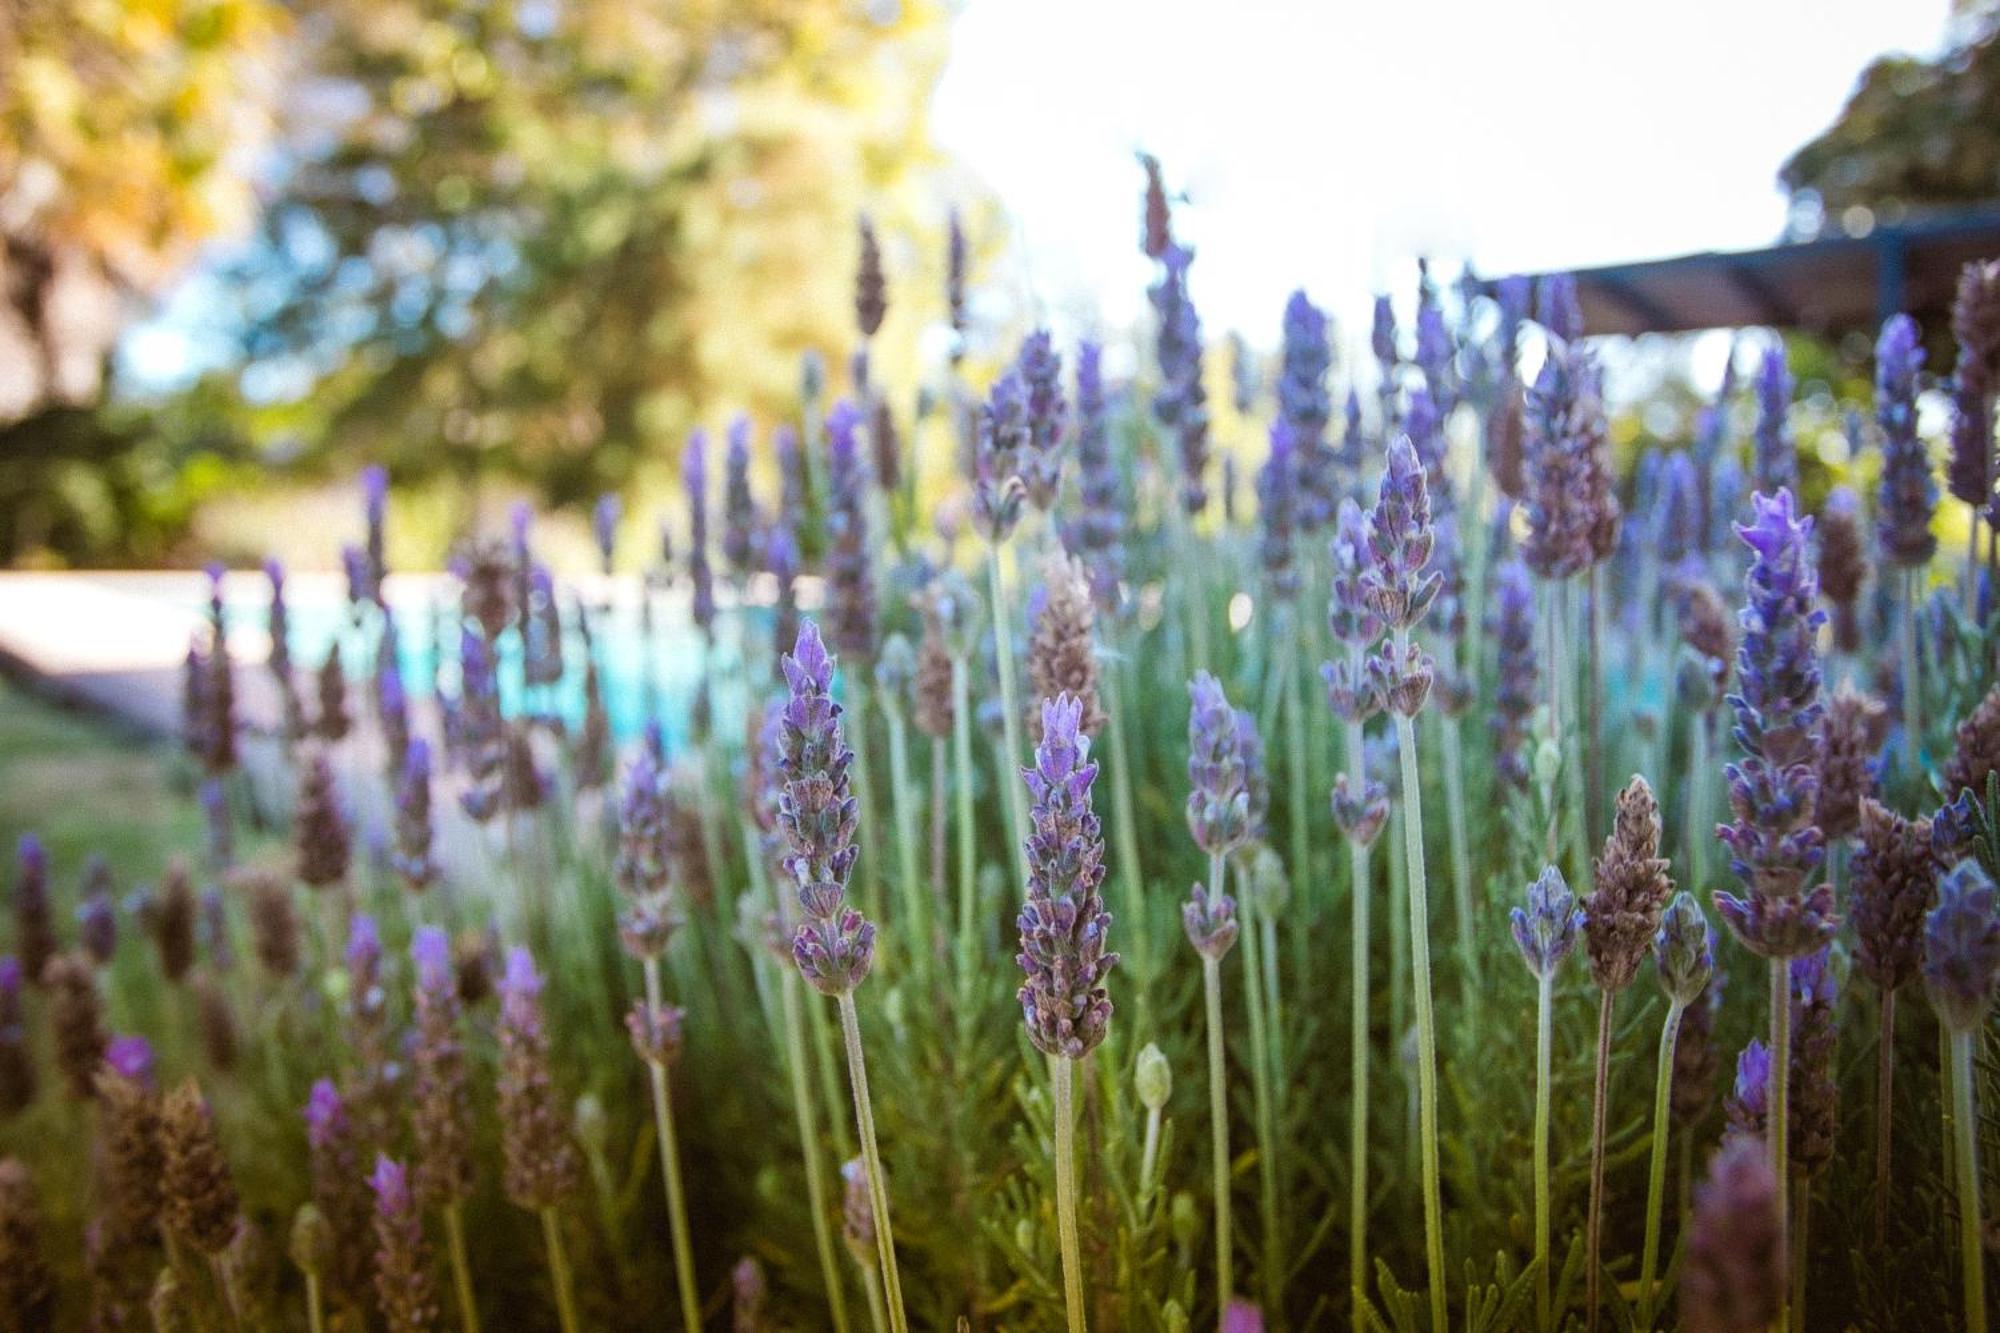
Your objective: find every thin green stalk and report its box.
[1686,720,1709,895]
[1586,988,1614,1333]
[1790,1181,1809,1330]
[883,701,929,981]
[443,1203,482,1333]
[1201,942,1233,1315]
[1238,869,1281,1316]
[1586,564,1606,849]
[1533,972,1554,1332]
[858,1258,889,1333]
[642,958,702,1331]
[1874,988,1897,1247]
[1559,582,1591,881]
[951,655,980,1017]
[837,991,910,1333]
[1184,512,1212,676]
[1903,570,1924,772]
[1102,662,1150,1031]
[1258,907,1285,1124]
[1949,1028,1988,1333]
[1439,714,1479,993]
[1345,702,1372,1307]
[782,966,853,1333]
[1636,999,1687,1330]
[1768,959,1792,1333]
[304,1271,324,1333]
[1281,621,1312,966]
[1391,670,1447,1333]
[810,968,856,1159]
[1052,1055,1088,1333]
[986,545,1031,880]
[538,1208,582,1333]
[849,681,887,927]
[1140,1099,1165,1211]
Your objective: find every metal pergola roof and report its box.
[1510,206,2000,338]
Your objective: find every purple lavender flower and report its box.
[775,425,809,547]
[775,622,875,995]
[1523,338,1618,579]
[1279,290,1337,530]
[1789,946,1839,1176]
[522,565,563,690]
[376,661,411,776]
[1659,451,1703,568]
[1923,859,2000,1032]
[1490,558,1538,787]
[947,208,969,350]
[105,1033,154,1087]
[392,739,437,892]
[1330,770,1389,848]
[11,837,52,988]
[1016,694,1117,1059]
[613,751,683,961]
[682,431,716,637]
[497,948,577,1210]
[1017,330,1067,510]
[1414,300,1456,415]
[361,465,389,599]
[77,869,115,966]
[0,957,30,1114]
[1535,274,1582,344]
[306,1078,372,1302]
[1714,489,1835,959]
[1370,293,1398,386]
[1708,455,1748,556]
[455,629,503,824]
[1151,243,1211,516]
[1681,1135,1784,1332]
[593,492,621,576]
[1752,346,1797,497]
[1655,891,1715,1005]
[409,926,473,1209]
[1363,438,1441,633]
[1062,340,1125,614]
[368,1155,438,1333]
[1256,423,1300,601]
[1875,314,1937,569]
[825,402,878,664]
[973,371,1029,543]
[1511,865,1583,980]
[1327,499,1384,650]
[1183,878,1239,961]
[1186,672,1250,857]
[724,416,758,580]
[1725,1039,1771,1140]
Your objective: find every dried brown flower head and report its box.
[161,1079,240,1255]
[1585,775,1675,993]
[1027,553,1107,742]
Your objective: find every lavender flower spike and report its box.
[1874,314,1937,569]
[496,948,577,1212]
[776,621,876,995]
[1490,558,1538,787]
[973,371,1030,543]
[1363,439,1441,633]
[368,1155,439,1333]
[593,492,621,575]
[682,431,715,637]
[1714,489,1835,959]
[409,926,473,1211]
[1924,859,2000,1033]
[1752,346,1798,497]
[1183,879,1239,960]
[1017,694,1117,1060]
[824,402,878,664]
[1654,891,1715,1006]
[1017,330,1067,511]
[1511,865,1583,981]
[391,739,437,892]
[1186,673,1251,857]
[1680,1136,1784,1332]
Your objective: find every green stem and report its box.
[1345,702,1372,1308]
[1949,1027,1988,1333]
[1238,866,1281,1316]
[1283,627,1312,910]
[538,1208,581,1333]
[643,959,703,1331]
[849,681,886,928]
[304,1270,324,1333]
[1392,676,1448,1333]
[1140,1102,1164,1212]
[1202,945,1233,1315]
[952,655,980,1019]
[1052,1056,1088,1333]
[1904,570,1925,774]
[1874,988,1896,1248]
[1636,1000,1686,1330]
[986,545,1031,881]
[1533,973,1553,1332]
[1439,714,1479,993]
[1102,662,1150,1033]
[443,1203,482,1333]
[1686,720,1709,896]
[1586,988,1614,1333]
[837,991,909,1333]
[1560,582,1591,882]
[783,967,853,1333]
[883,701,929,981]
[1768,959,1792,1333]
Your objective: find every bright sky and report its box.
[931,0,1957,361]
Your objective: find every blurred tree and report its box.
[238,0,965,512]
[0,0,286,421]
[1780,3,2000,227]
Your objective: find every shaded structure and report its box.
[1505,206,2000,338]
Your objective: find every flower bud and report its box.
[1135,1044,1171,1111]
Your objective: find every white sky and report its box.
[931,0,1958,361]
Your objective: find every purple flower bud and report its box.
[724,416,758,580]
[1186,673,1250,857]
[1489,558,1538,788]
[1256,422,1300,601]
[1330,772,1389,847]
[1534,274,1582,344]
[1370,294,1398,380]
[1511,865,1583,980]
[1151,244,1211,516]
[497,948,577,1211]
[1326,499,1384,650]
[682,431,716,635]
[1362,439,1441,632]
[1681,1135,1784,1332]
[1875,314,1937,569]
[776,622,874,994]
[1659,451,1704,566]
[1183,880,1239,961]
[824,403,877,663]
[626,999,685,1067]
[1017,331,1067,510]
[1924,859,2000,1032]
[1752,346,1797,497]
[1280,290,1337,531]
[1061,341,1126,615]
[973,372,1030,543]
[1726,1039,1771,1139]
[391,739,437,891]
[105,1034,156,1088]
[1654,891,1715,1005]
